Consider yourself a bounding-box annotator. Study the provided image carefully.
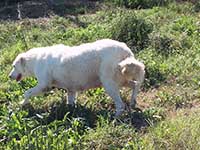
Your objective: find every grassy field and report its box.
[1,0,200,149]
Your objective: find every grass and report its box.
[1,1,200,149]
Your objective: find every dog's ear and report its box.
[121,66,127,75]
[19,55,26,67]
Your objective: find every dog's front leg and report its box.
[66,91,76,105]
[101,78,125,117]
[130,81,141,108]
[21,84,48,106]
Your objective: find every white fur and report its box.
[9,39,145,116]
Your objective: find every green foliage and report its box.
[57,24,111,45]
[138,49,170,88]
[111,11,153,52]
[0,104,89,149]
[172,16,199,36]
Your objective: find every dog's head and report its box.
[119,57,145,82]
[9,53,27,82]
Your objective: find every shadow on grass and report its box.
[22,101,161,130]
[112,107,153,131]
[23,101,103,128]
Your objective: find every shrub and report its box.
[151,34,182,56]
[152,34,174,56]
[145,63,168,88]
[111,12,153,52]
[194,1,200,12]
[106,0,171,9]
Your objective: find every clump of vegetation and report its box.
[172,16,198,36]
[144,59,169,88]
[106,0,171,9]
[111,11,153,52]
[152,34,180,56]
[194,1,200,12]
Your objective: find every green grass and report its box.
[1,1,200,149]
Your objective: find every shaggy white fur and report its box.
[9,39,145,116]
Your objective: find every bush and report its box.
[151,34,182,56]
[194,1,200,12]
[153,34,174,56]
[107,0,171,9]
[145,63,168,88]
[111,12,153,52]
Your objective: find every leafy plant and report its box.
[172,16,198,36]
[111,11,153,52]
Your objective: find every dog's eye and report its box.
[13,65,16,68]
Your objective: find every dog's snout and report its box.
[9,74,12,79]
[8,72,14,79]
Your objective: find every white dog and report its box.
[9,39,145,116]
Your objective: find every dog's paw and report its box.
[20,99,30,106]
[114,107,125,118]
[130,100,136,109]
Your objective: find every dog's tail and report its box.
[118,56,145,83]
